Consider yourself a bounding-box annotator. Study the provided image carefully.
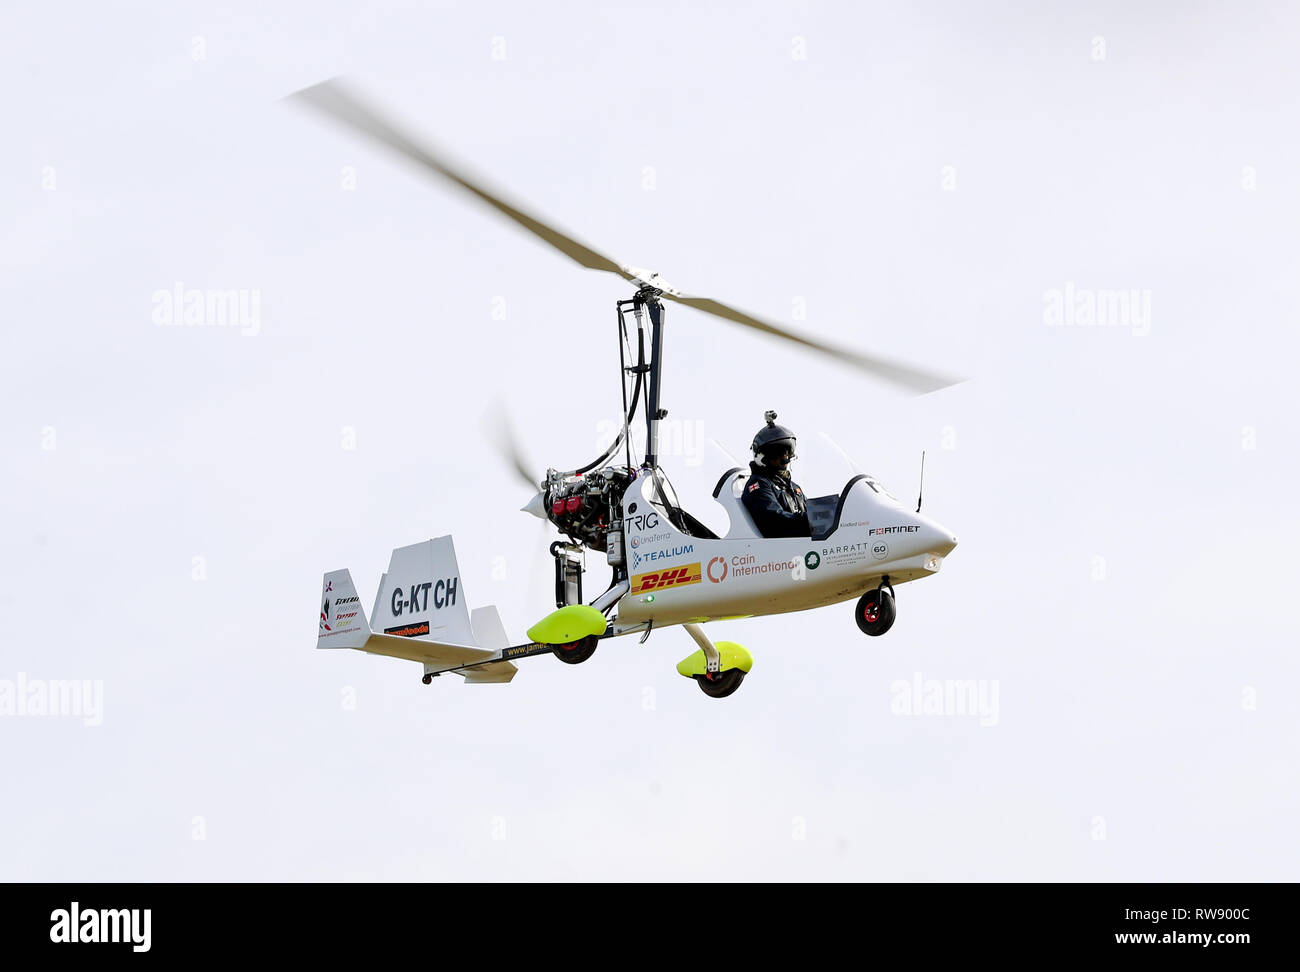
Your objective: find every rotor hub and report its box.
[621,265,682,299]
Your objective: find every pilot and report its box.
[742,411,811,538]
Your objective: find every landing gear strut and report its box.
[552,541,584,608]
[856,577,896,637]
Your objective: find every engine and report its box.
[545,465,635,554]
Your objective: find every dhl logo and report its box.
[630,562,702,595]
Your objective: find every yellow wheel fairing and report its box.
[674,641,752,678]
[526,604,608,645]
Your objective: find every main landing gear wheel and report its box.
[695,669,745,698]
[553,634,599,665]
[421,673,435,684]
[855,588,896,637]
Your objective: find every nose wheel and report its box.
[856,581,896,637]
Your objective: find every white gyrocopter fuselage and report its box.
[607,466,957,629]
[294,77,962,698]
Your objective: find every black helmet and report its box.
[752,410,797,461]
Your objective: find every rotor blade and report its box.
[667,294,963,394]
[288,78,633,279]
[288,78,961,394]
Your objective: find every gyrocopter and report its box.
[298,79,960,698]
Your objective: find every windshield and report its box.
[862,475,899,502]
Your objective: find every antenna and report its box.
[916,451,926,513]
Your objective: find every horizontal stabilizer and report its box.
[361,631,516,682]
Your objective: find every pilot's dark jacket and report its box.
[742,461,811,538]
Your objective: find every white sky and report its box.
[2,0,1297,880]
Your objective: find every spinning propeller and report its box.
[484,402,549,519]
[287,78,962,395]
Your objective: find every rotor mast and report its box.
[616,286,669,472]
[641,289,666,470]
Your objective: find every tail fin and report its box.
[470,605,509,650]
[370,537,475,644]
[317,569,370,649]
[461,605,514,683]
